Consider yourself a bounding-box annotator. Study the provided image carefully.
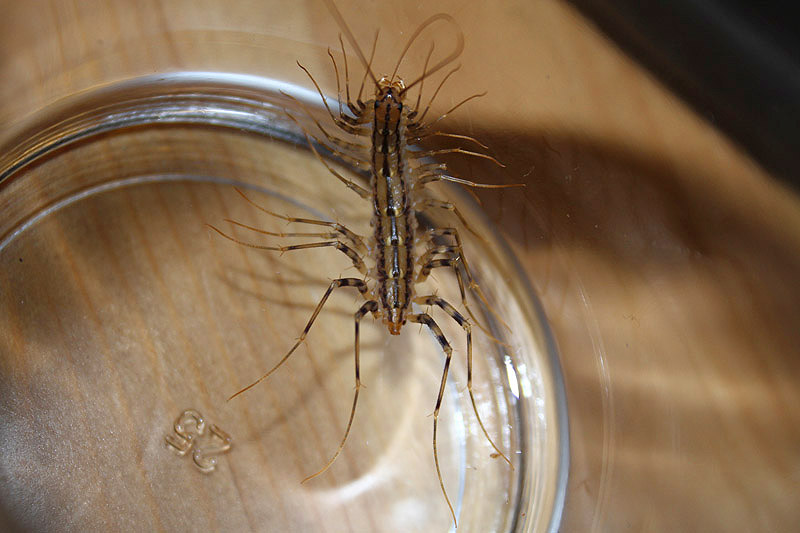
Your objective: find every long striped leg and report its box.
[302,299,379,483]
[408,312,457,527]
[281,91,370,156]
[208,224,368,275]
[230,187,367,252]
[327,46,346,118]
[333,34,369,118]
[228,278,368,400]
[416,248,509,348]
[412,132,491,150]
[334,34,364,117]
[414,296,512,468]
[410,91,487,131]
[282,112,372,200]
[294,62,370,136]
[222,218,351,245]
[416,198,484,243]
[327,39,364,123]
[415,242,484,331]
[415,163,524,189]
[417,226,512,333]
[419,171,523,189]
[407,64,461,124]
[408,146,505,168]
[412,42,436,116]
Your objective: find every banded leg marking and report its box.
[414,295,512,468]
[231,187,366,252]
[228,278,368,400]
[409,147,505,168]
[417,227,512,334]
[408,312,457,527]
[281,90,369,155]
[301,299,379,483]
[294,61,369,136]
[208,223,368,275]
[283,112,372,200]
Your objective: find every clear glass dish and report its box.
[0,73,567,532]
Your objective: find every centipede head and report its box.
[379,76,405,91]
[325,0,464,102]
[376,76,407,101]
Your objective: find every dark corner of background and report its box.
[567,0,800,190]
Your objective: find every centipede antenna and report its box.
[399,14,464,95]
[357,30,379,103]
[415,65,461,124]
[323,0,379,87]
[415,42,436,112]
[425,91,487,130]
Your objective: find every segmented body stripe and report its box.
[371,89,414,328]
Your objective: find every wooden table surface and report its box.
[1,1,799,531]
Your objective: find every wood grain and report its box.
[1,1,799,532]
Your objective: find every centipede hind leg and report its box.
[228,277,369,400]
[301,298,379,483]
[408,311,458,526]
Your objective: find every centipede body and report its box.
[208,0,521,527]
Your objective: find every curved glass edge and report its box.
[446,185,569,533]
[0,72,323,185]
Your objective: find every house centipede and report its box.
[208,0,523,526]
